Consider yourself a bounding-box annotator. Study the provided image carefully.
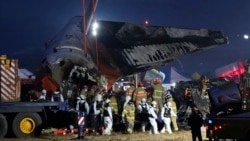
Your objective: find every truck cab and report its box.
[206,82,250,141]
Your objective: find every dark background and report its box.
[1,0,250,74]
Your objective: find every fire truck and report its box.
[205,80,250,141]
[0,55,76,138]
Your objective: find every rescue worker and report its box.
[151,78,164,110]
[148,101,160,134]
[87,85,98,103]
[125,82,135,98]
[185,88,194,109]
[80,85,88,98]
[133,82,147,108]
[187,107,203,141]
[122,100,136,134]
[51,90,64,102]
[109,92,119,123]
[166,95,179,131]
[137,98,149,132]
[109,92,118,115]
[102,99,113,135]
[76,95,90,114]
[75,95,89,139]
[201,75,210,99]
[89,94,103,134]
[123,95,132,110]
[185,88,191,99]
[160,102,176,134]
[38,89,47,101]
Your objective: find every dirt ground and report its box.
[1,128,208,141]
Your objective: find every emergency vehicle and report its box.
[0,55,76,138]
[205,81,250,141]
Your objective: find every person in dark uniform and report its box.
[89,94,103,134]
[75,95,89,139]
[187,107,203,141]
[137,98,149,132]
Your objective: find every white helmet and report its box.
[125,95,131,101]
[54,91,59,94]
[42,89,47,94]
[128,100,134,105]
[151,101,157,107]
[80,95,86,100]
[165,94,172,99]
[105,99,110,103]
[96,94,103,102]
[76,97,81,101]
[141,98,146,104]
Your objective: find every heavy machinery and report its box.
[205,81,250,140]
[0,55,76,138]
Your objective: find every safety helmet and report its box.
[128,100,134,105]
[42,89,47,94]
[154,78,161,84]
[138,82,143,87]
[125,95,131,101]
[80,95,86,100]
[76,97,81,101]
[54,91,59,94]
[165,94,172,99]
[141,98,147,104]
[96,94,103,102]
[151,101,157,107]
[105,99,110,103]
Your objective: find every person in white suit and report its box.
[160,102,177,134]
[148,101,160,134]
[102,99,113,135]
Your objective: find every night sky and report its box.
[1,0,250,74]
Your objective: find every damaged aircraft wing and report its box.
[41,16,228,90]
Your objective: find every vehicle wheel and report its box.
[12,113,42,138]
[0,114,8,138]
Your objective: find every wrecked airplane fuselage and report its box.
[40,16,228,91]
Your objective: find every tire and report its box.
[12,113,42,138]
[0,114,8,138]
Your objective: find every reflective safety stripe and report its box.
[126,89,134,96]
[153,89,164,98]
[154,90,163,93]
[136,93,146,96]
[78,116,85,125]
[126,116,135,120]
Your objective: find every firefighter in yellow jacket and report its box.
[125,82,135,98]
[151,78,164,110]
[109,92,119,123]
[133,82,147,108]
[166,95,179,131]
[122,100,136,134]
